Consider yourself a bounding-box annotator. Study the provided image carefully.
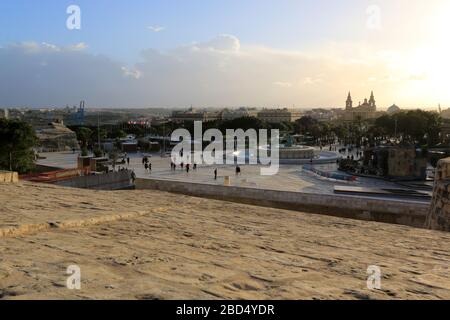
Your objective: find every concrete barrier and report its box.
[0,171,19,183]
[54,171,133,190]
[136,178,429,228]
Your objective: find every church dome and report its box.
[387,104,401,114]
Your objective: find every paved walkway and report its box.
[37,151,413,196]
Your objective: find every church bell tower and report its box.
[346,92,353,110]
[369,91,376,110]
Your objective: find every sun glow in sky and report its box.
[0,0,449,109]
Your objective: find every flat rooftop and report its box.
[0,182,449,299]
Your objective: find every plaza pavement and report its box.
[37,151,408,195]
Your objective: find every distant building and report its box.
[303,108,341,122]
[0,108,8,119]
[440,107,450,120]
[440,123,450,142]
[171,107,221,123]
[221,107,258,121]
[363,146,427,180]
[387,104,401,115]
[257,108,302,123]
[69,101,85,126]
[341,91,383,121]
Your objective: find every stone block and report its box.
[0,171,19,183]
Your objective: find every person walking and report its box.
[149,162,152,173]
[127,157,130,166]
[186,164,190,173]
[144,162,149,172]
[214,168,217,180]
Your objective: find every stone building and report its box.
[440,107,450,120]
[363,146,427,180]
[427,157,450,231]
[171,107,220,123]
[257,108,302,123]
[221,107,259,121]
[341,91,382,121]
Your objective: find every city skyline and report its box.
[1,0,450,109]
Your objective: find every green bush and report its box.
[0,119,37,174]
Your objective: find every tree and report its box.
[75,127,93,149]
[294,116,319,135]
[0,119,37,173]
[373,110,442,146]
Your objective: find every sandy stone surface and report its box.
[0,182,449,300]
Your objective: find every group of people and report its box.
[170,161,198,173]
[337,146,364,162]
[167,162,242,181]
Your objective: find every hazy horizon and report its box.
[1,0,449,110]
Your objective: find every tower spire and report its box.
[369,91,376,109]
[346,92,353,110]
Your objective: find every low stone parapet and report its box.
[136,177,429,228]
[0,171,19,183]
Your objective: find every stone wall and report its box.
[0,171,19,183]
[54,171,133,190]
[426,158,450,231]
[136,178,429,228]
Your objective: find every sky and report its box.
[0,0,449,109]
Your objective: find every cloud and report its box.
[0,36,441,108]
[147,26,165,32]
[194,34,241,52]
[273,81,293,88]
[121,67,142,79]
[66,42,88,51]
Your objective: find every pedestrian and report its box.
[235,166,241,175]
[144,163,148,172]
[131,170,136,183]
[149,163,152,172]
[214,168,217,180]
[181,162,184,169]
[186,164,190,173]
[193,163,197,170]
[127,157,130,166]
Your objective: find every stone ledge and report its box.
[0,171,19,183]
